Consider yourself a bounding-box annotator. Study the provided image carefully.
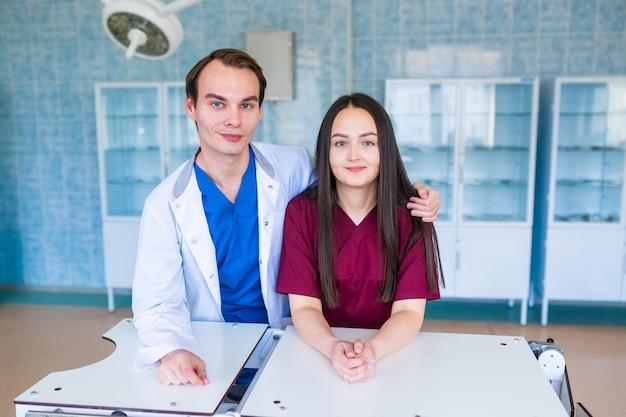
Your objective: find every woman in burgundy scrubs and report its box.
[276,93,445,384]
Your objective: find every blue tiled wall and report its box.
[0,0,624,288]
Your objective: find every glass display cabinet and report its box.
[98,86,163,217]
[95,82,196,311]
[540,77,626,325]
[386,78,539,325]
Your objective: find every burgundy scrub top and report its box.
[277,194,440,329]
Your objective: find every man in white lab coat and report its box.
[131,48,440,386]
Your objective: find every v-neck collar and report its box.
[335,203,377,227]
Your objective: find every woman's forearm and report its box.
[289,295,340,359]
[366,300,425,360]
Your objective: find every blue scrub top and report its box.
[194,150,268,324]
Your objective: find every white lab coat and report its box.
[132,142,315,366]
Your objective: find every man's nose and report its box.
[224,107,242,126]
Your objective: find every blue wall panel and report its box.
[0,0,624,288]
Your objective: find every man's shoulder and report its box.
[252,141,310,160]
[145,158,195,203]
[252,142,313,182]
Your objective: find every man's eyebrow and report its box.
[204,93,226,101]
[241,95,259,102]
[203,93,259,103]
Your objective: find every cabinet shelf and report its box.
[463,213,526,222]
[559,111,626,116]
[465,145,530,152]
[106,177,162,185]
[553,213,620,223]
[558,146,624,151]
[421,179,452,188]
[400,145,455,152]
[105,146,161,152]
[464,179,528,187]
[106,114,159,119]
[556,179,622,187]
[464,111,533,117]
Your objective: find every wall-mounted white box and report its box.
[246,30,294,100]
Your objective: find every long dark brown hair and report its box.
[312,93,444,308]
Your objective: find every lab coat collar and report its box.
[172,144,276,199]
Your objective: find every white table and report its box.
[15,321,569,417]
[240,326,569,417]
[15,319,268,417]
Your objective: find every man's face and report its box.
[186,59,262,159]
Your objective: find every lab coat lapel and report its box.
[255,163,280,298]
[170,168,222,305]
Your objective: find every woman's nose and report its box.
[347,144,360,160]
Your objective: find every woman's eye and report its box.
[334,141,347,147]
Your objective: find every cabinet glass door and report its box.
[167,85,199,172]
[386,81,457,221]
[100,87,162,217]
[553,81,626,223]
[461,82,535,222]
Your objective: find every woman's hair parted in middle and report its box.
[310,93,444,308]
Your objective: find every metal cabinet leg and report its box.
[520,298,528,326]
[541,298,549,326]
[107,287,115,313]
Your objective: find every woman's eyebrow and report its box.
[331,131,378,138]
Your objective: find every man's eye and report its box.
[211,101,223,108]
[242,103,253,109]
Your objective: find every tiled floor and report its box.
[2,301,624,417]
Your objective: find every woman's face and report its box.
[329,107,381,192]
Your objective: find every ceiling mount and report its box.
[101,0,202,60]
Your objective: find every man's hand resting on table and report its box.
[157,349,209,385]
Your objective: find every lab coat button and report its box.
[192,239,197,244]
[209,274,215,279]
[259,259,263,264]
[268,185,274,189]
[264,221,269,226]
[175,204,181,209]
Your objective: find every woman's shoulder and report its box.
[287,192,317,212]
[396,203,413,224]
[395,203,426,242]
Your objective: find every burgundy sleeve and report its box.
[276,196,322,299]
